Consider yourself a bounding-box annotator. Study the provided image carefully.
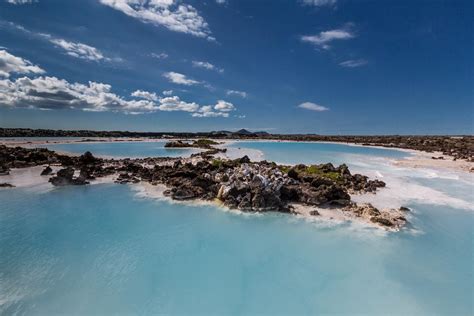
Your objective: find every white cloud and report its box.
[300,0,336,7]
[297,102,329,112]
[6,0,35,4]
[192,60,223,73]
[192,105,228,117]
[2,76,237,116]
[0,76,159,113]
[226,89,247,98]
[163,71,200,85]
[192,100,235,118]
[0,50,45,78]
[131,89,158,101]
[158,95,199,112]
[339,59,368,68]
[1,23,113,62]
[0,74,235,117]
[214,100,235,112]
[49,38,109,62]
[215,0,226,4]
[0,51,234,118]
[99,0,214,40]
[301,27,354,50]
[151,52,168,59]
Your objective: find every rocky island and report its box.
[0,144,409,230]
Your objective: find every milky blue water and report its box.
[39,141,200,158]
[1,141,473,315]
[230,141,409,165]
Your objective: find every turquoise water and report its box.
[230,141,410,165]
[39,141,200,158]
[1,142,473,315]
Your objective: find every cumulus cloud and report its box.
[192,106,227,118]
[297,102,329,112]
[48,38,109,62]
[301,27,354,50]
[192,60,223,73]
[300,0,336,7]
[0,74,236,117]
[214,100,235,112]
[0,76,159,113]
[226,89,247,98]
[215,0,226,4]
[339,59,368,68]
[0,50,45,78]
[192,99,235,117]
[131,89,159,101]
[99,0,214,40]
[0,51,235,118]
[163,71,200,85]
[158,95,200,112]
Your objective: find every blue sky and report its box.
[0,0,472,134]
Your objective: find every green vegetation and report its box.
[279,165,291,173]
[211,158,224,168]
[279,164,343,183]
[304,165,342,182]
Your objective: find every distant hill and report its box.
[234,129,253,135]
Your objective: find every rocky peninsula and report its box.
[0,144,409,230]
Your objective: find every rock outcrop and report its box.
[49,167,89,186]
[342,203,407,228]
[40,166,53,175]
[0,144,407,229]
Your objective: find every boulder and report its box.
[49,167,89,186]
[311,176,333,188]
[279,185,300,201]
[238,193,252,210]
[172,187,196,200]
[287,168,299,180]
[370,217,393,227]
[79,151,98,165]
[40,166,53,176]
[239,155,251,164]
[49,167,75,186]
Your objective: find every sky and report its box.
[0,0,472,134]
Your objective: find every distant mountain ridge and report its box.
[210,129,270,136]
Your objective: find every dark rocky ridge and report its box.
[0,144,407,229]
[1,128,472,161]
